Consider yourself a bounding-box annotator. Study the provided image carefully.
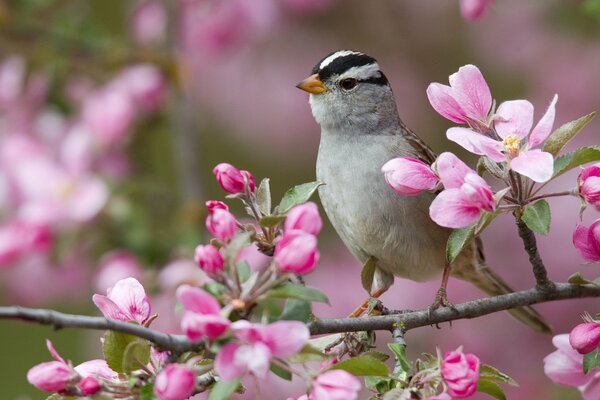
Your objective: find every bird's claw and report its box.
[428,287,457,328]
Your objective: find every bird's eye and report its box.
[339,78,358,90]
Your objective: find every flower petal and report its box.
[573,224,600,262]
[434,152,472,189]
[176,284,221,315]
[262,321,310,357]
[426,83,467,123]
[446,127,505,162]
[495,100,534,140]
[510,149,554,182]
[529,94,558,148]
[429,189,482,228]
[106,277,151,324]
[215,343,246,381]
[46,339,66,364]
[448,64,492,122]
[92,294,131,322]
[382,157,439,195]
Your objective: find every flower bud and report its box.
[285,202,323,235]
[153,364,196,400]
[205,200,229,213]
[569,322,600,354]
[193,244,224,274]
[382,157,439,195]
[205,208,237,242]
[213,163,255,194]
[27,361,74,392]
[441,350,480,398]
[311,370,361,400]
[579,163,600,211]
[79,376,101,396]
[274,230,319,275]
[572,219,600,263]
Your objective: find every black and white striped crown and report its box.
[311,50,388,85]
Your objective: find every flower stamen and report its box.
[502,135,520,158]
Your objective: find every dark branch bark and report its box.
[1,283,599,350]
[515,218,554,290]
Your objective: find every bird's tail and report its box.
[451,238,552,334]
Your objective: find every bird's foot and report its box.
[372,300,414,316]
[348,288,387,318]
[427,287,457,328]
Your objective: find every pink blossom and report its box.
[154,364,196,400]
[0,219,51,269]
[274,229,319,274]
[74,359,118,380]
[131,0,166,46]
[27,340,75,393]
[113,65,165,112]
[157,258,209,291]
[310,370,362,400]
[176,285,230,340]
[447,95,558,182]
[579,163,600,211]
[429,152,495,228]
[79,377,101,396]
[426,64,492,125]
[382,157,439,195]
[459,0,492,21]
[572,219,600,262]
[215,320,309,381]
[194,244,224,274]
[206,208,238,242]
[285,202,323,235]
[570,322,600,355]
[0,56,25,108]
[94,250,144,294]
[92,277,152,325]
[441,349,480,398]
[205,200,229,212]
[544,334,592,387]
[213,163,255,194]
[81,87,135,146]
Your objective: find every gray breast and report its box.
[316,130,449,282]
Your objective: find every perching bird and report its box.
[296,50,551,333]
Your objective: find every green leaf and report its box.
[140,383,157,400]
[329,354,390,376]
[207,379,241,400]
[553,145,600,178]
[387,343,412,374]
[568,272,596,286]
[270,359,293,380]
[521,200,551,235]
[236,261,251,283]
[289,344,330,363]
[259,214,286,228]
[256,178,272,215]
[279,299,312,322]
[103,331,137,373]
[277,181,323,214]
[543,112,596,156]
[361,257,377,293]
[477,379,507,400]
[478,157,504,178]
[224,232,251,264]
[266,283,329,304]
[309,333,343,352]
[365,376,393,394]
[122,340,151,373]
[479,364,519,386]
[447,223,476,263]
[363,351,390,362]
[583,348,600,374]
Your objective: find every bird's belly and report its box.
[317,160,449,282]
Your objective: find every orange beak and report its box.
[296,73,327,94]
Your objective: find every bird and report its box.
[296,50,551,333]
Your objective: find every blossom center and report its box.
[55,180,75,200]
[502,135,520,158]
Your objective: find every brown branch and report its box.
[1,283,599,348]
[515,218,555,290]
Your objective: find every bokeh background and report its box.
[0,0,599,398]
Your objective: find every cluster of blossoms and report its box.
[382,64,600,264]
[0,56,165,302]
[544,315,600,399]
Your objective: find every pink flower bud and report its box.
[459,0,492,21]
[27,361,74,392]
[131,0,167,46]
[382,157,439,195]
[311,370,361,400]
[177,285,230,340]
[154,364,196,400]
[441,350,480,398]
[213,163,255,194]
[285,202,323,235]
[92,277,151,325]
[206,208,237,242]
[274,230,319,275]
[579,163,600,211]
[193,244,224,274]
[572,219,600,263]
[205,200,229,212]
[79,376,101,396]
[569,322,600,354]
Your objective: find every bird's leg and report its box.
[429,263,455,312]
[348,287,388,318]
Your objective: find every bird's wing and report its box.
[398,120,438,165]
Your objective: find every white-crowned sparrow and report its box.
[296,50,550,332]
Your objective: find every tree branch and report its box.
[515,218,554,290]
[1,283,599,349]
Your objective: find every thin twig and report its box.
[515,217,555,290]
[526,190,574,205]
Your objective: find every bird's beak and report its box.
[296,74,327,94]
